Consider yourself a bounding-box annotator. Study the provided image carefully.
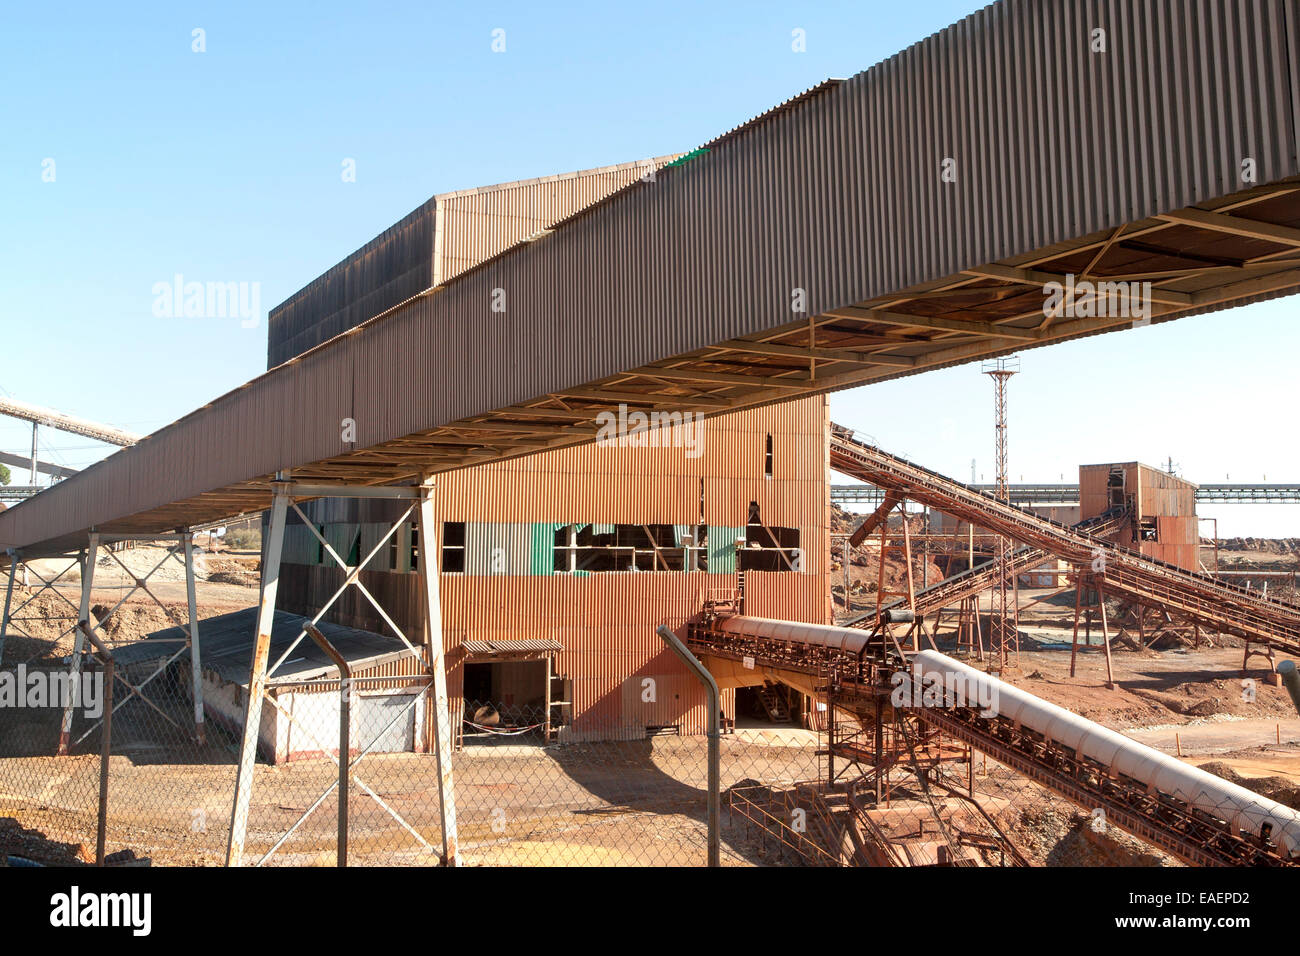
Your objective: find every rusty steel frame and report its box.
[0,549,85,667]
[225,478,459,868]
[689,611,1297,868]
[1069,577,1117,688]
[829,429,1300,657]
[58,531,204,752]
[914,704,1294,867]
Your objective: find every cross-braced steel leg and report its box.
[182,531,206,744]
[58,533,99,755]
[3,552,83,666]
[225,480,290,867]
[418,477,459,866]
[0,549,18,665]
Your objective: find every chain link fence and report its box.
[2,592,1292,867]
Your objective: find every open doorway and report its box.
[462,657,552,745]
[734,682,798,727]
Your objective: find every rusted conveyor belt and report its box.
[690,612,1299,867]
[843,507,1130,627]
[829,425,1300,654]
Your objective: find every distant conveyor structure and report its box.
[843,507,1131,626]
[829,425,1300,655]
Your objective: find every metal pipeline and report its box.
[1278,660,1300,717]
[706,615,1300,858]
[656,625,720,867]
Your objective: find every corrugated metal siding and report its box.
[4,0,1297,555]
[279,566,827,740]
[267,160,677,370]
[271,395,830,739]
[267,198,438,368]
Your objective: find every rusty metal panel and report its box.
[279,563,828,739]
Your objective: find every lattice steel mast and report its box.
[983,356,1020,671]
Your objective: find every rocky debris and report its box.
[1197,761,1300,810]
[829,502,946,609]
[1213,537,1300,556]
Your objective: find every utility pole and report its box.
[982,356,1020,672]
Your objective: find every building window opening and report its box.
[442,521,466,572]
[740,503,801,572]
[764,434,773,478]
[552,523,706,573]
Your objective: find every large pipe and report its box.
[1278,660,1300,717]
[656,625,719,867]
[908,650,1300,857]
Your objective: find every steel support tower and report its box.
[983,356,1020,671]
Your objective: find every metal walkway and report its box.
[829,425,1300,654]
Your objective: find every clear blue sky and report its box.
[1,1,1295,535]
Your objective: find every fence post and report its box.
[304,624,351,866]
[181,531,206,745]
[58,537,97,755]
[76,618,114,866]
[655,625,720,867]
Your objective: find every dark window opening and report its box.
[409,520,419,572]
[347,530,361,568]
[552,523,707,573]
[462,659,550,745]
[316,525,326,565]
[442,521,466,573]
[1136,517,1159,543]
[764,434,773,478]
[740,502,801,572]
[1107,466,1125,508]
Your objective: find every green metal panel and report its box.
[531,523,555,575]
[710,526,742,573]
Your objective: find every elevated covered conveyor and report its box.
[830,427,1300,655]
[5,1,1300,558]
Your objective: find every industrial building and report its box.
[267,163,830,747]
[1079,462,1199,571]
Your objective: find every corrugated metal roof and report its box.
[113,608,417,686]
[461,638,563,655]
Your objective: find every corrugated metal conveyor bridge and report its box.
[686,613,1300,867]
[829,425,1300,655]
[6,1,1300,559]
